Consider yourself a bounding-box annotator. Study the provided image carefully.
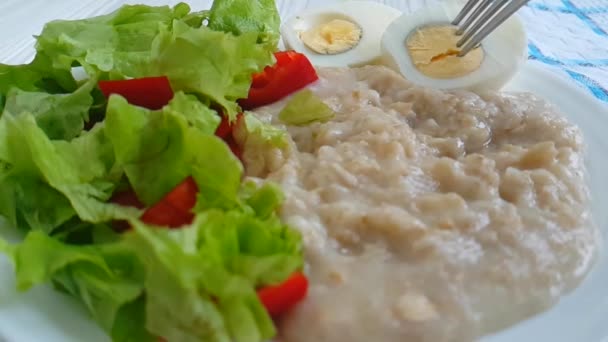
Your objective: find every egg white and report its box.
[381,2,528,92]
[281,1,402,67]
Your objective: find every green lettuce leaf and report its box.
[0,176,75,233]
[199,209,302,286]
[111,296,154,342]
[4,231,146,334]
[124,220,234,342]
[0,226,152,342]
[1,194,302,342]
[0,185,16,228]
[278,89,335,125]
[239,180,285,219]
[0,54,78,99]
[207,0,281,48]
[241,113,288,148]
[32,2,273,119]
[190,134,244,211]
[0,1,305,341]
[0,235,12,256]
[0,64,42,95]
[149,20,272,118]
[0,113,138,232]
[104,93,239,206]
[105,94,193,206]
[164,92,220,133]
[2,77,96,140]
[123,204,301,342]
[34,3,192,76]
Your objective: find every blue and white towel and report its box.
[520,0,608,102]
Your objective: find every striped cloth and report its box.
[520,0,608,102]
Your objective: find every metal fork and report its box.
[451,0,530,57]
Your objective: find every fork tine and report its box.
[457,0,531,56]
[455,0,494,35]
[452,0,482,25]
[456,0,510,45]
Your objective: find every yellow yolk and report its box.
[300,19,362,55]
[406,25,484,79]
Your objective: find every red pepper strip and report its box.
[214,113,244,140]
[111,177,198,230]
[141,200,193,228]
[98,76,174,110]
[163,177,198,213]
[215,114,233,139]
[140,176,198,228]
[257,272,309,317]
[214,113,244,162]
[239,51,318,110]
[274,50,296,65]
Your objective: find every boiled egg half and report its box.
[381,2,527,92]
[281,1,402,67]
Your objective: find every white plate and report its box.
[1,62,606,342]
[1,2,608,342]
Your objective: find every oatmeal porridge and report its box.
[238,66,598,342]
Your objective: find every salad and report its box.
[0,1,322,341]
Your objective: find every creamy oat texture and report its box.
[239,66,598,342]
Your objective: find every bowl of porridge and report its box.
[237,64,600,342]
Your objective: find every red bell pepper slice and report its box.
[98,76,174,110]
[214,113,244,140]
[111,177,198,230]
[140,176,198,228]
[163,177,199,214]
[215,115,234,140]
[140,199,192,228]
[239,51,318,110]
[257,272,308,317]
[214,113,244,162]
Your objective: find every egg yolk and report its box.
[300,19,362,55]
[406,25,484,79]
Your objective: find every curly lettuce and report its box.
[0,1,300,342]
